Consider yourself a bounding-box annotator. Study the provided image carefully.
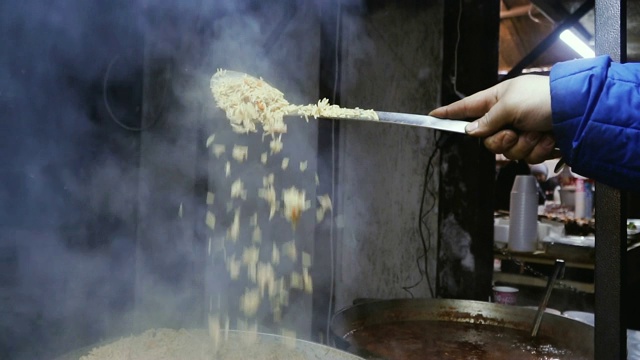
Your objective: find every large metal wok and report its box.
[331,298,594,359]
[55,329,364,360]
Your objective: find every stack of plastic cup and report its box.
[508,175,538,252]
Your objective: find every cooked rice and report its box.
[210,69,378,139]
[210,70,293,136]
[242,245,260,266]
[290,271,303,290]
[205,211,216,230]
[230,179,247,200]
[271,242,280,265]
[282,187,310,227]
[302,268,312,293]
[228,208,240,241]
[252,226,262,243]
[206,134,216,147]
[78,328,307,360]
[294,98,378,122]
[258,174,278,220]
[269,137,283,154]
[213,144,226,158]
[301,252,311,268]
[204,70,348,355]
[282,240,297,262]
[232,145,249,163]
[240,288,261,317]
[256,262,276,297]
[227,255,241,280]
[316,194,333,222]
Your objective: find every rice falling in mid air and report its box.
[228,208,240,241]
[231,145,249,163]
[316,194,333,222]
[230,178,247,200]
[258,174,278,220]
[205,134,216,147]
[282,186,310,228]
[213,144,226,158]
[206,69,353,350]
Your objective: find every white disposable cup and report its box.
[494,223,509,244]
[537,223,551,241]
[508,175,538,252]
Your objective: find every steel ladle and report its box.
[531,259,566,337]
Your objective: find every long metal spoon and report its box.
[210,70,469,134]
[322,111,469,134]
[531,259,566,337]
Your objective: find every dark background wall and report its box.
[0,1,144,358]
[331,1,444,309]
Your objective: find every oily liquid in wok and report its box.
[345,320,589,360]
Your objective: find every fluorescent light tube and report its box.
[559,29,595,58]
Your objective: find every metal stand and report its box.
[594,1,627,359]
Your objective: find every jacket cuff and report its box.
[549,55,611,166]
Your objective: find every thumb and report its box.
[464,98,514,137]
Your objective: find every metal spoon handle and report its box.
[531,259,566,337]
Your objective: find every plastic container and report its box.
[493,286,519,305]
[508,175,538,252]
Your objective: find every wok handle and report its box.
[531,259,566,337]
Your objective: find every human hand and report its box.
[429,75,560,164]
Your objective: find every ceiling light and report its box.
[559,29,595,58]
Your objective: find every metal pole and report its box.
[594,1,627,359]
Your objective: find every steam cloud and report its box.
[0,0,330,359]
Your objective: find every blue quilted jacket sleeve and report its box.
[550,55,640,191]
